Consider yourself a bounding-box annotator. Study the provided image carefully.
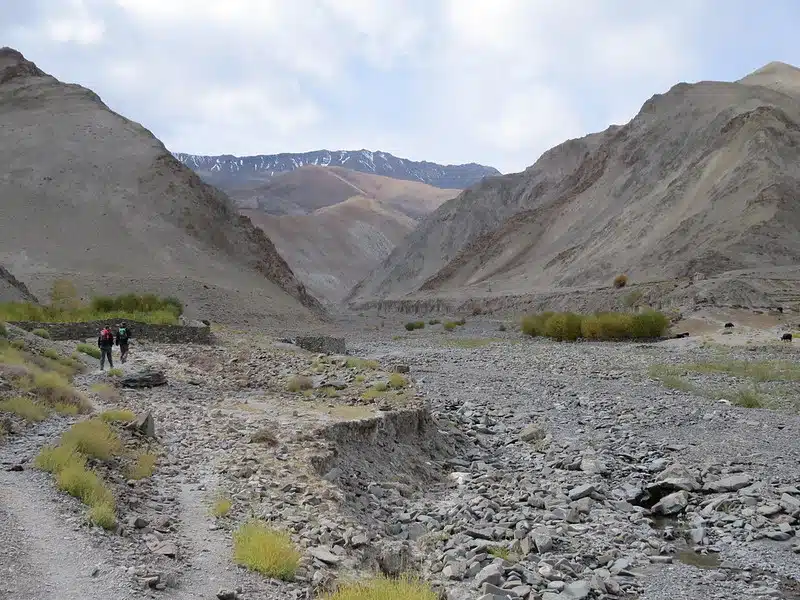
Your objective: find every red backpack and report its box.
[100,328,113,344]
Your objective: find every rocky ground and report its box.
[1,320,800,600]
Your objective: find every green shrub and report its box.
[521,312,554,337]
[56,461,114,507]
[233,520,300,580]
[76,343,101,359]
[10,339,25,349]
[107,368,123,377]
[42,348,60,360]
[211,496,233,518]
[404,321,425,331]
[443,322,457,331]
[630,310,670,338]
[21,370,89,412]
[32,328,51,339]
[60,419,121,460]
[0,322,7,337]
[455,318,466,326]
[89,501,117,530]
[127,452,158,480]
[543,312,582,341]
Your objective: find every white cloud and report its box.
[2,0,706,172]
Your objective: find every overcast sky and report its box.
[3,1,800,173]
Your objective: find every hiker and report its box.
[98,324,115,370]
[116,321,131,363]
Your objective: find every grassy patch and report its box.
[681,360,800,383]
[60,419,121,460]
[31,328,51,339]
[324,576,438,600]
[42,348,60,360]
[286,375,313,392]
[345,357,379,370]
[0,396,48,422]
[211,496,233,518]
[20,370,89,412]
[362,386,388,401]
[488,545,511,560]
[100,409,135,423]
[442,338,499,348]
[127,452,157,480]
[404,321,425,331]
[733,387,763,408]
[0,321,6,337]
[387,374,408,389]
[443,322,457,331]
[232,520,300,581]
[107,368,123,377]
[76,343,101,359]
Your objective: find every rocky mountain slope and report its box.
[0,47,323,326]
[348,61,800,312]
[174,149,499,190]
[235,167,457,303]
[0,265,39,304]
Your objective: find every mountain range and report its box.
[348,61,800,313]
[173,150,499,190]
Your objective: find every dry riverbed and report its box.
[1,323,800,600]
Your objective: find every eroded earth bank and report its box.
[2,322,800,600]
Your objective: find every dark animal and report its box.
[674,332,690,339]
[782,333,793,342]
[724,322,734,328]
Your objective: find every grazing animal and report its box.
[724,322,734,328]
[782,333,793,342]
[674,332,690,339]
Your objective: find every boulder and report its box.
[120,369,167,388]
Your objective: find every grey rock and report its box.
[562,580,591,599]
[703,474,753,493]
[309,547,342,565]
[652,490,689,515]
[568,484,597,501]
[475,563,505,587]
[130,411,156,438]
[120,369,167,388]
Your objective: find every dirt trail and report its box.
[0,426,135,600]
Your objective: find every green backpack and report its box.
[118,327,128,342]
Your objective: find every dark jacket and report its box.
[98,329,114,348]
[115,326,132,346]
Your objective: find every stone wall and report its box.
[7,320,213,344]
[295,335,346,355]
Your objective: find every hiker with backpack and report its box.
[98,325,115,370]
[116,322,131,363]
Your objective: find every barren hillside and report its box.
[236,169,456,303]
[0,48,323,327]
[225,165,457,218]
[0,265,39,304]
[349,61,800,311]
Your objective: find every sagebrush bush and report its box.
[324,576,438,600]
[613,274,628,288]
[60,419,121,460]
[56,461,114,507]
[233,520,300,580]
[77,343,101,359]
[42,348,59,360]
[443,322,457,331]
[404,321,425,331]
[89,501,117,530]
[345,357,379,370]
[21,370,89,412]
[31,328,51,339]
[520,312,554,337]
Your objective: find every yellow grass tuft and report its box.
[324,576,438,600]
[387,374,408,389]
[100,409,135,423]
[0,396,48,422]
[211,496,233,518]
[232,520,300,580]
[60,419,121,460]
[89,501,117,530]
[286,375,313,392]
[127,452,157,480]
[35,443,86,473]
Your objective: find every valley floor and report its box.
[1,321,800,600]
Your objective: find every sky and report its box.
[2,1,800,174]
